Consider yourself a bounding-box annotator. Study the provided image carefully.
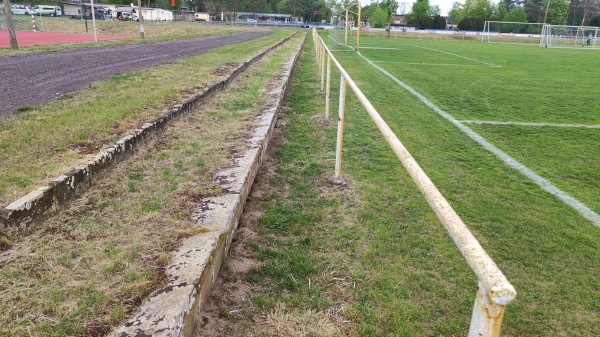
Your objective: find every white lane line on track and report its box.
[356,51,600,228]
[460,120,600,129]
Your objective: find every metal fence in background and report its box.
[0,11,51,32]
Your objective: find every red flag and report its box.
[172,0,175,6]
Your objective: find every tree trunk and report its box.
[2,0,19,49]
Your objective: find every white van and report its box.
[11,5,32,15]
[32,5,62,17]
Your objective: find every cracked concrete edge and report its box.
[107,33,306,337]
[0,31,298,238]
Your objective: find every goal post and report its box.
[482,21,545,45]
[539,25,600,48]
[326,11,356,51]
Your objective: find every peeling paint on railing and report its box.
[312,28,515,337]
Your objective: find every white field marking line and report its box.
[373,61,488,67]
[356,51,600,228]
[407,44,502,68]
[359,46,406,50]
[460,120,600,129]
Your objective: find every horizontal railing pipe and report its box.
[313,30,516,336]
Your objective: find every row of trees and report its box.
[360,0,600,31]
[450,0,600,31]
[12,0,600,29]
[191,0,334,22]
[403,0,447,29]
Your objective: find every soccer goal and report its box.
[540,25,600,48]
[327,13,356,51]
[482,21,545,45]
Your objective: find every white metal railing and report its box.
[312,28,516,337]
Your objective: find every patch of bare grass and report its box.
[0,34,304,336]
[257,304,340,337]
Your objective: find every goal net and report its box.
[327,12,356,51]
[482,21,544,45]
[540,25,600,48]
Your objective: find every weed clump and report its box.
[0,234,12,251]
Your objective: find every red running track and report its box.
[0,30,129,48]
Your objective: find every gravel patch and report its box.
[0,30,271,119]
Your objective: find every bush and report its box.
[458,17,486,31]
[432,15,447,29]
[370,7,389,28]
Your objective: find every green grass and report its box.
[0,33,305,336]
[324,33,600,335]
[468,124,600,212]
[354,37,600,125]
[225,38,476,336]
[0,28,293,206]
[328,35,600,216]
[215,35,599,336]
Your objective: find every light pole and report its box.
[543,0,551,24]
[180,5,187,22]
[137,0,144,38]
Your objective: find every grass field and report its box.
[329,34,600,217]
[309,32,600,335]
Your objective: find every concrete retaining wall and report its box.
[0,32,297,238]
[108,34,305,337]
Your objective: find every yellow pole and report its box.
[321,44,326,90]
[356,2,361,51]
[334,75,346,178]
[345,8,349,45]
[325,55,331,119]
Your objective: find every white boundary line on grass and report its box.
[408,44,502,68]
[359,46,406,50]
[356,51,600,228]
[373,61,488,67]
[460,120,600,129]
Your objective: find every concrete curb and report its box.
[108,34,305,337]
[0,32,297,238]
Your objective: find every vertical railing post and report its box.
[468,283,507,337]
[345,8,349,45]
[334,75,347,178]
[314,29,318,56]
[318,43,323,76]
[316,38,320,63]
[325,55,331,119]
[356,1,362,51]
[320,45,326,91]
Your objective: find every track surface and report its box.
[0,30,270,118]
[0,30,128,48]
